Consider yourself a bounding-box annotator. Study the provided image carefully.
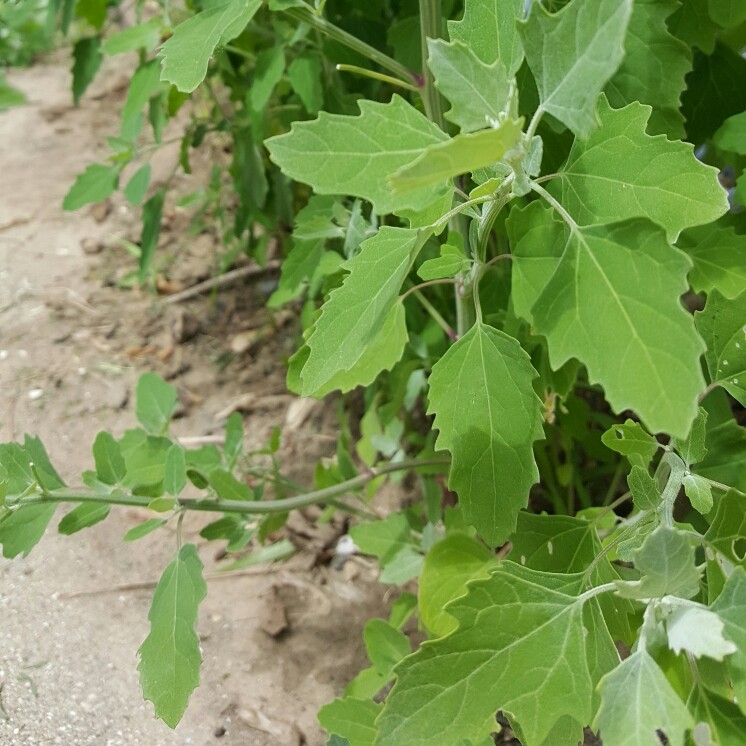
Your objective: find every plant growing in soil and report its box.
[4,0,746,744]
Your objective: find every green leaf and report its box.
[23,435,65,489]
[714,111,746,154]
[224,412,243,467]
[418,533,496,637]
[678,222,746,300]
[92,431,126,485]
[363,619,410,677]
[664,601,736,660]
[135,373,178,436]
[101,19,162,56]
[250,46,285,112]
[288,54,324,114]
[388,592,417,629]
[417,243,469,281]
[605,0,692,138]
[688,685,746,746]
[318,698,381,746]
[63,163,119,211]
[124,164,151,206]
[448,0,524,75]
[0,443,35,496]
[427,323,543,545]
[76,0,106,28]
[58,502,110,535]
[427,39,511,133]
[164,444,187,496]
[668,0,719,53]
[553,97,729,241]
[123,518,167,542]
[377,564,618,746]
[704,490,746,568]
[299,227,423,397]
[121,60,161,141]
[265,95,450,216]
[516,207,705,438]
[601,420,659,468]
[683,474,713,515]
[711,568,746,714]
[628,466,661,511]
[209,468,253,501]
[616,526,702,600]
[71,36,102,105]
[120,432,171,490]
[159,0,262,93]
[390,121,523,194]
[708,0,746,27]
[138,543,207,727]
[0,74,27,112]
[675,407,708,467]
[594,649,694,746]
[139,189,165,281]
[0,504,57,559]
[696,289,746,408]
[519,0,632,137]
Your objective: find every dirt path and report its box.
[0,56,388,746]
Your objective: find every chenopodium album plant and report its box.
[5,0,746,743]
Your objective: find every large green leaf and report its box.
[265,95,450,216]
[0,504,57,559]
[519,0,632,137]
[427,39,511,133]
[299,227,423,397]
[669,0,719,53]
[553,97,728,241]
[427,323,543,546]
[678,223,746,299]
[390,121,523,194]
[159,0,262,93]
[448,0,524,74]
[605,0,691,138]
[377,564,618,746]
[594,649,693,746]
[514,204,705,438]
[708,0,746,27]
[318,697,381,746]
[138,543,207,727]
[711,568,746,717]
[696,289,746,407]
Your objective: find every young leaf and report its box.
[265,96,450,216]
[664,602,736,660]
[209,468,253,501]
[139,189,165,282]
[695,289,746,408]
[519,0,633,137]
[0,504,57,559]
[92,431,126,485]
[299,227,424,397]
[164,444,187,496]
[427,39,511,133]
[71,36,102,105]
[683,474,713,515]
[605,0,692,138]
[390,121,523,194]
[418,533,496,637]
[23,435,65,489]
[711,568,746,716]
[628,466,660,511]
[159,0,262,93]
[448,0,524,75]
[517,207,705,438]
[601,420,659,468]
[135,372,178,436]
[594,649,694,746]
[417,244,469,281]
[63,163,119,211]
[678,223,746,299]
[675,407,708,466]
[377,564,618,746]
[138,544,206,727]
[123,518,167,542]
[121,60,161,142]
[124,163,152,206]
[552,97,729,241]
[615,526,701,600]
[101,19,161,56]
[427,323,543,545]
[318,697,381,746]
[363,619,410,677]
[58,502,110,535]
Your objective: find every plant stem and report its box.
[336,64,419,92]
[18,458,450,516]
[412,289,458,340]
[282,5,417,87]
[419,0,444,126]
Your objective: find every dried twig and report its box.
[162,261,281,305]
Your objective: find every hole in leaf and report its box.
[733,538,746,562]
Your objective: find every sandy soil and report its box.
[0,55,392,746]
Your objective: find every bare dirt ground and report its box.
[0,55,392,746]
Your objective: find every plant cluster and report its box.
[3,0,746,744]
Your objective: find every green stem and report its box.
[336,64,419,92]
[412,289,458,341]
[18,458,449,516]
[282,5,417,87]
[419,0,444,126]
